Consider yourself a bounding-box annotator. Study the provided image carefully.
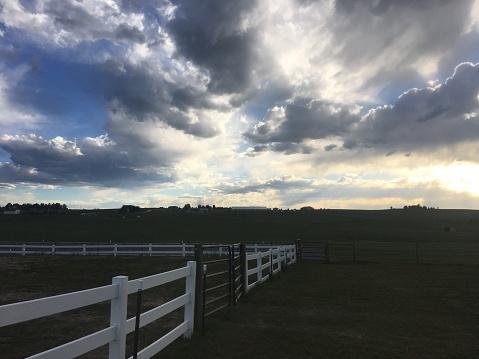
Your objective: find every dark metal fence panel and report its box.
[194,244,241,335]
[299,240,479,265]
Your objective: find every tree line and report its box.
[2,202,68,213]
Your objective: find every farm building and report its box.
[231,206,270,211]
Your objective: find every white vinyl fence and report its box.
[0,243,196,257]
[0,242,294,258]
[244,244,297,293]
[0,261,196,359]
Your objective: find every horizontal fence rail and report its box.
[0,242,295,258]
[0,261,197,359]
[0,242,196,257]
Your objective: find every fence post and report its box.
[109,276,128,359]
[52,244,55,256]
[83,244,86,256]
[184,261,196,339]
[182,243,186,257]
[114,243,118,257]
[295,239,302,261]
[257,252,262,283]
[229,245,234,305]
[194,244,203,333]
[269,250,273,279]
[240,243,248,295]
[22,244,26,256]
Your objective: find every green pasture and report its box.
[1,208,478,244]
[162,261,479,359]
[0,257,477,358]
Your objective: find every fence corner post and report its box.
[193,244,203,333]
[109,275,128,359]
[184,260,196,339]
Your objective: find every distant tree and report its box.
[121,205,141,212]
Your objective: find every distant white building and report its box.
[231,206,270,211]
[4,209,20,215]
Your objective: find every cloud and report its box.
[0,62,46,132]
[99,64,220,138]
[244,98,360,152]
[330,0,476,97]
[244,62,479,157]
[167,0,269,99]
[348,62,479,153]
[0,0,152,47]
[0,2,224,138]
[0,130,178,187]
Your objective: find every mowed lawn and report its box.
[162,261,479,359]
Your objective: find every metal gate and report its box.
[194,244,242,334]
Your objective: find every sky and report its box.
[1,0,479,210]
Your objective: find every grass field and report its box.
[1,256,478,358]
[1,208,479,244]
[161,261,479,359]
[1,209,478,357]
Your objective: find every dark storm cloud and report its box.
[244,62,479,156]
[100,63,219,138]
[47,0,95,33]
[349,62,479,152]
[167,0,262,98]
[0,135,176,187]
[335,0,457,14]
[42,0,160,45]
[119,0,143,13]
[331,0,475,97]
[244,98,359,153]
[115,23,146,43]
